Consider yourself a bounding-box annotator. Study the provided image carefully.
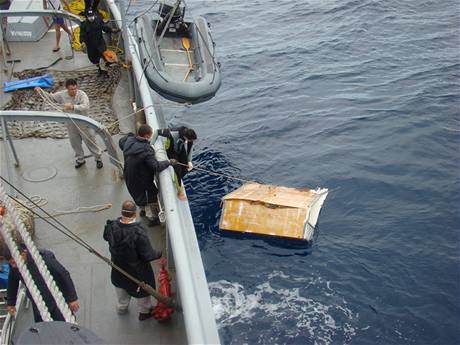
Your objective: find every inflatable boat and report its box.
[134,2,221,104]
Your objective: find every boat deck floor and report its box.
[1,31,186,345]
[159,36,197,82]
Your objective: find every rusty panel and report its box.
[223,183,316,209]
[219,199,308,239]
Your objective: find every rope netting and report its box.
[1,66,122,139]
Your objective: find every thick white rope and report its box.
[0,219,52,322]
[39,203,112,218]
[7,194,111,219]
[0,181,76,323]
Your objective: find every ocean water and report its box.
[130,0,460,343]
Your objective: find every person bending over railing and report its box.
[119,125,178,225]
[157,126,197,200]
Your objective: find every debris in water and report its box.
[219,183,328,241]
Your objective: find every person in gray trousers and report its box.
[35,79,103,169]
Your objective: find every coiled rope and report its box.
[0,181,76,323]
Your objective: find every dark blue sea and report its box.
[131,1,460,343]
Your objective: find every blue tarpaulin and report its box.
[3,73,54,93]
[0,262,9,288]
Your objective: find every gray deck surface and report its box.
[1,30,187,345]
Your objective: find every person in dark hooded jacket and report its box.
[4,245,79,322]
[84,0,100,13]
[119,124,177,225]
[79,9,119,75]
[103,200,162,320]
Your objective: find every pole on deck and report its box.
[117,0,135,104]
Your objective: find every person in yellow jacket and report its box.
[157,126,197,200]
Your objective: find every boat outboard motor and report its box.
[157,0,187,36]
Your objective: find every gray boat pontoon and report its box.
[134,1,221,104]
[0,0,220,343]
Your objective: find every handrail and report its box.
[107,0,220,343]
[0,10,82,24]
[0,284,26,345]
[0,9,81,68]
[194,21,219,85]
[0,111,123,175]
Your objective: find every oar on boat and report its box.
[182,37,193,81]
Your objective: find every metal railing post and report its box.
[1,118,19,167]
[0,111,123,176]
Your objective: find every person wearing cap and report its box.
[103,200,162,321]
[3,244,79,322]
[79,9,120,76]
[84,0,100,13]
[157,126,197,200]
[119,124,178,226]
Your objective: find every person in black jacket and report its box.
[84,0,99,13]
[79,9,119,76]
[103,200,162,320]
[157,126,197,200]
[4,245,79,322]
[119,124,177,225]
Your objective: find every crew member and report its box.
[103,200,162,320]
[84,0,100,13]
[4,244,80,322]
[35,79,103,169]
[79,9,119,76]
[119,125,177,225]
[0,0,11,56]
[46,0,73,52]
[157,126,197,200]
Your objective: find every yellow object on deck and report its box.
[66,0,109,20]
[219,183,328,241]
[71,26,82,51]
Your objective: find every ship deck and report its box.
[1,29,187,344]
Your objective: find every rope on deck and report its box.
[0,181,76,323]
[0,218,52,322]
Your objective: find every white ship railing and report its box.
[0,9,81,23]
[107,1,220,343]
[0,111,123,175]
[0,285,26,345]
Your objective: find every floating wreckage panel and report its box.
[219,183,328,241]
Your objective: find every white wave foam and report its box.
[209,270,357,344]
